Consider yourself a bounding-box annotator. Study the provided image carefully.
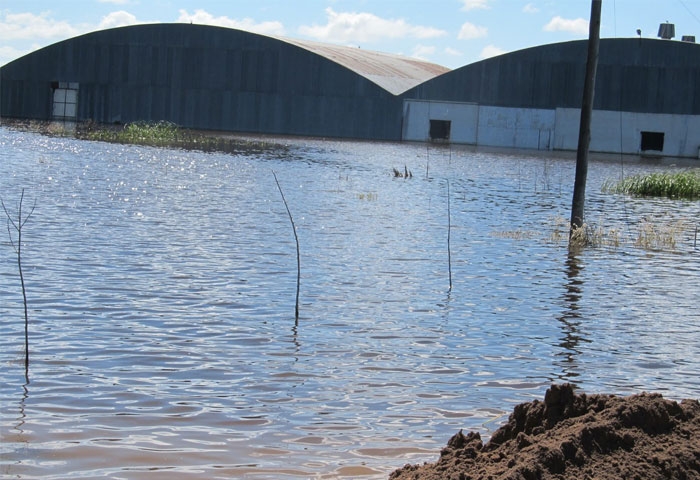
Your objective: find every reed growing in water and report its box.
[78,121,284,155]
[603,170,700,199]
[1,189,35,379]
[494,215,694,251]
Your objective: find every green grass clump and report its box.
[121,121,180,145]
[81,121,181,146]
[77,121,287,156]
[603,170,700,199]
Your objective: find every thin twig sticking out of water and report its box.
[272,171,300,321]
[447,180,453,292]
[426,144,430,179]
[1,189,36,380]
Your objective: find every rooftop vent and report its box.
[658,22,675,39]
[682,35,696,43]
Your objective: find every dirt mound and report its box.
[390,384,700,480]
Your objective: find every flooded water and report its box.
[1,125,698,479]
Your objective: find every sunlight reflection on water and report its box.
[1,127,698,479]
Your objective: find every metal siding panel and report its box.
[96,45,110,84]
[8,25,698,141]
[166,47,178,89]
[204,49,227,90]
[237,92,259,130]
[151,46,166,87]
[403,38,700,116]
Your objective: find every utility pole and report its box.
[570,0,602,240]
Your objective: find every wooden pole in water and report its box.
[570,0,602,240]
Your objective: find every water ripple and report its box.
[1,127,699,479]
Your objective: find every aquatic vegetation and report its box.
[603,170,700,199]
[634,219,688,250]
[272,171,301,322]
[357,192,378,201]
[81,121,198,146]
[117,121,180,145]
[492,229,541,240]
[497,215,692,251]
[392,166,413,178]
[566,222,621,249]
[1,189,35,378]
[447,180,452,292]
[77,120,286,156]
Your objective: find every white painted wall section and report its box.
[402,100,478,144]
[403,99,700,159]
[554,108,700,157]
[477,106,554,150]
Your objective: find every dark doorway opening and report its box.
[640,131,664,152]
[429,119,451,141]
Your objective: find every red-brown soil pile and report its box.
[390,384,700,480]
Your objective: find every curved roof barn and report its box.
[0,23,448,139]
[3,26,700,154]
[403,38,700,115]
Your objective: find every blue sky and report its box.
[2,1,700,69]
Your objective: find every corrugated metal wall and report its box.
[0,24,403,140]
[403,38,700,115]
[3,30,700,143]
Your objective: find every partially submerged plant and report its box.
[77,120,286,156]
[358,192,378,201]
[122,121,180,144]
[492,215,692,251]
[551,215,686,251]
[634,219,687,250]
[447,180,452,292]
[1,189,35,379]
[492,229,540,240]
[272,171,301,322]
[392,166,413,178]
[603,169,700,199]
[82,120,179,145]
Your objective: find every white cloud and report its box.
[98,11,139,30]
[461,0,491,11]
[480,44,506,59]
[0,45,36,66]
[0,10,147,65]
[444,47,462,56]
[411,44,436,61]
[298,7,446,43]
[458,22,487,40]
[544,16,589,35]
[523,3,540,14]
[98,0,132,4]
[0,11,81,40]
[177,9,285,36]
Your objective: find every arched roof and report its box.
[1,23,449,97]
[276,37,450,95]
[403,38,700,115]
[1,23,426,139]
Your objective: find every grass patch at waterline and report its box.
[493,216,696,251]
[3,118,288,156]
[88,120,180,145]
[602,170,700,199]
[76,121,287,156]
